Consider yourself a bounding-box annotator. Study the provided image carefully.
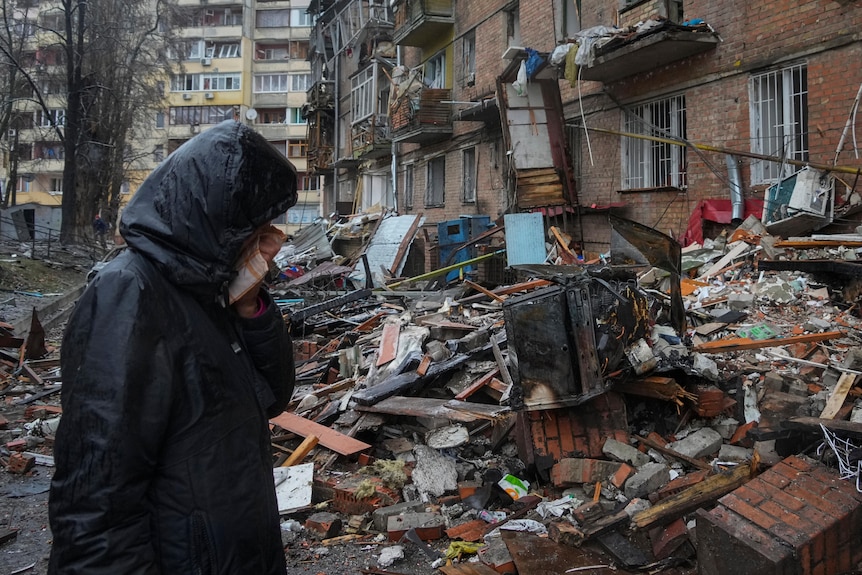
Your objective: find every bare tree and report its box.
[0,0,177,243]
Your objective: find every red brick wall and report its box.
[564,0,862,252]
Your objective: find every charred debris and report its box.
[3,207,862,574]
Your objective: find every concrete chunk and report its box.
[603,438,650,467]
[624,463,670,499]
[372,500,427,532]
[667,428,723,459]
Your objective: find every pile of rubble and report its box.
[3,212,862,575]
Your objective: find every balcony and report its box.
[307,110,334,174]
[390,88,452,144]
[351,114,390,160]
[577,21,720,83]
[392,0,453,47]
[319,0,394,61]
[307,81,335,111]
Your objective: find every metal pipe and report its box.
[581,125,862,176]
[725,154,744,224]
[384,249,506,290]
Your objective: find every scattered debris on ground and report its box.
[3,210,862,575]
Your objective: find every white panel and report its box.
[510,124,552,169]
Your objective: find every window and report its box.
[155,111,165,128]
[288,108,306,125]
[351,67,375,122]
[622,94,687,190]
[215,42,241,58]
[555,0,580,41]
[153,145,164,163]
[170,106,235,125]
[258,108,286,124]
[255,74,289,93]
[287,203,321,225]
[290,74,311,92]
[288,140,307,158]
[302,174,320,191]
[256,9,289,27]
[462,148,476,202]
[425,156,445,207]
[425,52,446,89]
[290,9,313,26]
[461,32,476,86]
[507,5,521,47]
[172,74,201,91]
[749,63,808,184]
[35,109,65,127]
[202,73,241,91]
[290,41,309,59]
[404,164,414,209]
[17,177,31,193]
[49,178,63,193]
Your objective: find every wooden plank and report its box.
[376,322,400,366]
[282,434,319,466]
[464,280,505,302]
[693,331,844,353]
[784,416,862,439]
[697,241,752,279]
[269,412,371,456]
[389,213,423,275]
[357,396,478,423]
[820,372,858,419]
[454,368,500,400]
[631,461,754,529]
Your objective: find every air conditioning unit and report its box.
[7,129,16,138]
[201,57,211,66]
[205,92,215,100]
[182,93,192,100]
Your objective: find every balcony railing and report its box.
[390,88,451,144]
[351,114,390,159]
[392,0,453,46]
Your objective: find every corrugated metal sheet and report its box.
[287,221,335,260]
[349,214,425,288]
[504,213,546,266]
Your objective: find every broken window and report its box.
[425,156,445,207]
[404,164,414,209]
[462,147,476,203]
[425,52,446,89]
[622,94,687,190]
[461,31,476,86]
[749,63,809,184]
[351,67,375,122]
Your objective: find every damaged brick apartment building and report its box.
[306,0,862,276]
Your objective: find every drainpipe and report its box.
[391,46,401,213]
[726,154,744,225]
[334,52,340,214]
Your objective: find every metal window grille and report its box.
[749,63,809,184]
[622,94,687,190]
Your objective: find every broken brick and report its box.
[7,452,35,474]
[650,517,689,559]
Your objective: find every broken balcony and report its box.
[351,114,390,160]
[392,0,453,47]
[577,21,721,84]
[390,88,452,145]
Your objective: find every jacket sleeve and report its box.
[49,268,174,575]
[237,289,295,417]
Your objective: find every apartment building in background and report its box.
[307,0,862,274]
[3,0,317,238]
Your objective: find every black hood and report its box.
[120,120,298,297]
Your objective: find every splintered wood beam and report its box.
[464,280,506,302]
[270,412,371,456]
[820,372,859,419]
[633,434,711,471]
[693,331,844,353]
[631,461,755,529]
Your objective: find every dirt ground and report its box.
[0,246,446,575]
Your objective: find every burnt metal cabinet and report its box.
[503,282,606,411]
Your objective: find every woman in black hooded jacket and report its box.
[48,120,298,574]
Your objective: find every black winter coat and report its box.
[48,121,298,574]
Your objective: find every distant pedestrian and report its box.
[92,214,108,249]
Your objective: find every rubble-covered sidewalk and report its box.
[4,210,862,575]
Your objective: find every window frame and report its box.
[425,156,445,207]
[425,51,446,89]
[404,164,414,209]
[749,62,809,184]
[462,147,476,203]
[621,94,687,191]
